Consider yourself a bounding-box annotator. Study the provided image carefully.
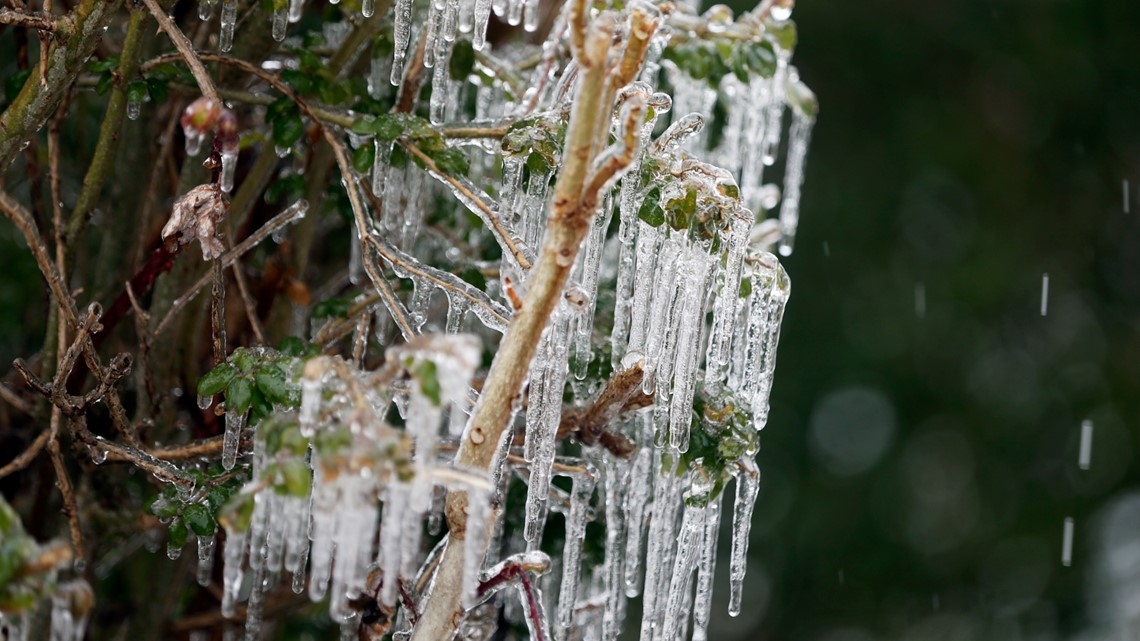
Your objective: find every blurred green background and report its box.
[705,0,1140,640]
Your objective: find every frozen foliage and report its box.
[173,0,817,638]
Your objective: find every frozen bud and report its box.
[564,287,589,310]
[181,97,223,138]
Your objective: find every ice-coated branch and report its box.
[410,8,659,641]
[138,0,221,104]
[402,141,534,271]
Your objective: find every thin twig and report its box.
[0,383,34,413]
[402,141,533,271]
[138,0,220,104]
[0,431,50,479]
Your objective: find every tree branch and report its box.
[411,8,658,640]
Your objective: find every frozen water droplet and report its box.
[271,7,288,41]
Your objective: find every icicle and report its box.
[271,6,287,41]
[659,503,706,641]
[472,0,492,49]
[222,409,245,470]
[127,99,141,120]
[430,37,454,124]
[777,77,815,256]
[168,529,183,560]
[625,223,662,360]
[219,0,237,52]
[602,457,628,641]
[372,138,394,200]
[198,0,216,21]
[391,0,414,85]
[458,0,474,32]
[523,309,572,543]
[691,497,721,641]
[506,0,523,26]
[446,296,469,333]
[740,253,790,430]
[728,459,759,616]
[198,529,217,586]
[637,459,682,640]
[362,0,375,16]
[50,580,92,641]
[222,528,247,618]
[184,129,205,156]
[667,242,715,452]
[245,557,267,641]
[283,496,311,593]
[762,50,791,166]
[424,3,442,68]
[348,230,363,285]
[442,0,459,41]
[556,468,596,633]
[704,208,753,389]
[522,0,539,31]
[220,149,238,193]
[623,416,653,597]
[378,484,410,607]
[571,194,612,381]
[299,378,321,436]
[287,0,303,21]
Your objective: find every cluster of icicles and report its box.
[0,579,92,641]
[188,1,814,641]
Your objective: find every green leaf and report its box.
[449,39,476,81]
[432,148,469,176]
[183,503,216,536]
[168,518,188,550]
[226,377,254,415]
[525,151,549,175]
[353,142,375,173]
[126,79,148,104]
[273,113,305,149]
[146,77,169,104]
[254,366,292,405]
[279,459,311,497]
[458,267,487,291]
[411,360,442,406]
[739,277,753,299]
[316,79,351,106]
[277,336,307,357]
[637,187,665,227]
[372,114,404,141]
[95,73,114,96]
[198,363,237,397]
[311,297,352,319]
[281,69,314,95]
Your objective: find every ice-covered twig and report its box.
[402,141,534,271]
[138,0,220,105]
[411,9,658,641]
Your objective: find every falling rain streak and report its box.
[1040,273,1049,316]
[1079,419,1093,470]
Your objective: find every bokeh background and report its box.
[706,0,1140,640]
